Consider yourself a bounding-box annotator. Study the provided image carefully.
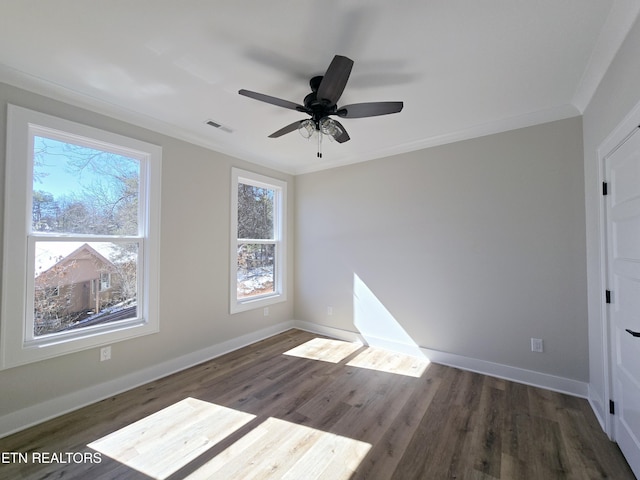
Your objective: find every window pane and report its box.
[32,136,140,235]
[237,243,275,299]
[34,241,138,337]
[237,183,274,239]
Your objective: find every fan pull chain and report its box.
[317,128,323,158]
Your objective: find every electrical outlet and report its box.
[327,306,333,316]
[531,338,544,353]
[100,346,111,361]
[263,307,269,316]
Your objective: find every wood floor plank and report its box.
[471,383,505,478]
[352,373,442,479]
[390,369,472,479]
[0,329,634,480]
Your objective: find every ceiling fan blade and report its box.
[329,119,350,143]
[336,101,403,118]
[239,89,305,112]
[268,120,305,138]
[316,55,354,105]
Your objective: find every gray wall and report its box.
[583,15,640,426]
[295,117,588,381]
[0,83,295,418]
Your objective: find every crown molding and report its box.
[572,0,640,113]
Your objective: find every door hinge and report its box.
[610,399,615,415]
[602,182,608,196]
[606,290,612,304]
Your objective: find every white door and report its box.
[606,126,640,478]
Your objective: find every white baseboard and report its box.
[294,321,589,398]
[420,346,588,398]
[293,320,365,343]
[0,319,591,439]
[588,385,609,435]
[0,320,295,439]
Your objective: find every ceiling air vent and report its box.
[204,119,233,133]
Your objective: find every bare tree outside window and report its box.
[237,183,276,299]
[33,137,139,236]
[32,137,140,336]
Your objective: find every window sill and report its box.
[231,293,286,314]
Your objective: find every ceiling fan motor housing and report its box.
[303,77,339,125]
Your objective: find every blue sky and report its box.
[33,136,91,198]
[32,136,138,199]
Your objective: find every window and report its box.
[99,273,112,291]
[230,168,286,313]
[46,287,60,298]
[1,105,161,369]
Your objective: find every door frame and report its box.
[596,99,640,440]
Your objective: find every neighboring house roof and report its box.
[35,243,116,287]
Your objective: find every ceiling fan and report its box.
[239,55,403,157]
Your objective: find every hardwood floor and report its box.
[0,329,634,479]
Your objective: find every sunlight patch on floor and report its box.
[88,397,255,479]
[88,397,371,480]
[346,345,429,378]
[185,416,371,480]
[283,337,363,363]
[284,337,429,378]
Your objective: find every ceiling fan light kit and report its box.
[298,119,315,139]
[239,55,404,158]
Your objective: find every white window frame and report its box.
[1,105,161,369]
[230,168,286,314]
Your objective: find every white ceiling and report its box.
[1,1,638,175]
